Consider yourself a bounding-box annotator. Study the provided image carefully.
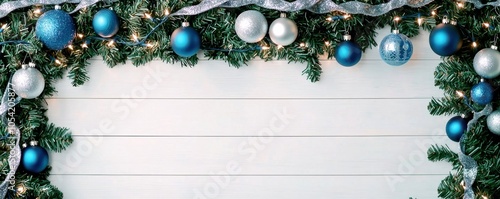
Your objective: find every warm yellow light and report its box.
[460,180,466,189]
[326,17,333,22]
[55,59,62,65]
[431,10,437,16]
[68,45,73,50]
[472,41,478,48]
[144,13,152,19]
[457,2,464,8]
[77,33,84,39]
[483,23,490,28]
[81,43,88,48]
[277,45,284,49]
[343,14,350,19]
[417,18,423,26]
[132,34,139,42]
[1,24,7,29]
[482,195,488,199]
[107,40,115,47]
[299,42,306,48]
[324,41,330,46]
[456,91,465,98]
[145,42,154,48]
[33,8,42,15]
[164,9,170,16]
[394,16,401,21]
[261,45,270,50]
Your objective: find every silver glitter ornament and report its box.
[12,63,45,99]
[487,110,500,135]
[473,45,500,79]
[269,13,298,46]
[235,10,268,43]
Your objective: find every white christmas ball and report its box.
[12,66,45,99]
[487,110,500,135]
[473,47,500,79]
[269,17,298,46]
[235,10,268,43]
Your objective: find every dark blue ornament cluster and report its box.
[35,9,76,50]
[334,36,362,67]
[21,142,49,173]
[429,22,462,56]
[471,81,493,105]
[171,22,201,57]
[93,9,120,38]
[446,116,467,142]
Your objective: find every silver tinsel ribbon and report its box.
[0,79,22,199]
[0,0,117,19]
[458,103,492,199]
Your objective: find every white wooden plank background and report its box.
[46,29,455,198]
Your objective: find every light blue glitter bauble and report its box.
[93,9,119,38]
[35,9,76,50]
[471,81,493,105]
[379,31,413,66]
[429,23,462,56]
[22,142,49,173]
[171,23,201,57]
[334,40,362,67]
[446,116,467,142]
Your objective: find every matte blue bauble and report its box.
[35,9,76,50]
[429,23,462,56]
[379,32,413,66]
[171,26,201,57]
[22,145,49,173]
[335,40,362,67]
[471,82,494,105]
[93,9,119,38]
[446,116,467,142]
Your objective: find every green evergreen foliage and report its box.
[0,0,496,197]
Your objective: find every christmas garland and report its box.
[0,0,499,198]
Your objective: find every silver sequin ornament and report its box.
[473,45,500,79]
[487,110,500,135]
[269,13,298,46]
[12,63,45,99]
[235,10,268,43]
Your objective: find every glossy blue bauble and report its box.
[171,26,201,57]
[22,145,49,173]
[35,9,76,50]
[379,33,413,66]
[335,40,362,67]
[471,82,494,105]
[93,9,119,38]
[429,23,462,56]
[446,116,467,142]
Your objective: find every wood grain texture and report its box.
[46,99,448,136]
[46,28,449,198]
[49,175,445,199]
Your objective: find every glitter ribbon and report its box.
[0,0,118,19]
[465,0,500,8]
[0,79,22,199]
[172,0,434,17]
[458,103,492,199]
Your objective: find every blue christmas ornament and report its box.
[334,35,362,67]
[446,116,467,142]
[379,30,413,66]
[93,9,120,38]
[171,22,201,57]
[429,18,462,56]
[21,141,49,173]
[35,8,76,50]
[471,81,494,105]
